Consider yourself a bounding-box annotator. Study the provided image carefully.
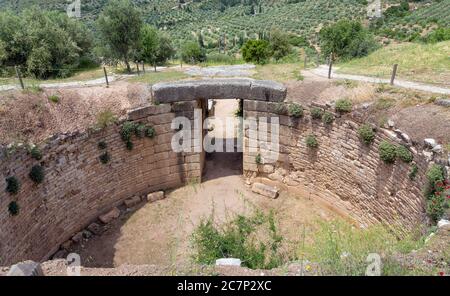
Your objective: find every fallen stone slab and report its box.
[147,191,165,202]
[438,219,450,231]
[99,207,120,224]
[7,261,44,276]
[216,258,242,267]
[252,183,279,199]
[71,231,84,243]
[424,138,437,149]
[124,196,141,208]
[87,222,102,235]
[434,98,450,107]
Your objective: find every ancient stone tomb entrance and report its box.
[152,79,287,181]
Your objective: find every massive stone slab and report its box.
[152,78,287,104]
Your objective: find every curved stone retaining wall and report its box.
[0,102,202,265]
[242,100,443,231]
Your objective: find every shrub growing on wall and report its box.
[5,176,20,194]
[99,152,111,164]
[98,141,107,150]
[379,141,397,163]
[311,107,324,120]
[306,135,319,149]
[409,164,418,181]
[358,124,375,145]
[29,165,45,184]
[255,154,262,164]
[29,146,42,160]
[288,103,303,118]
[8,201,19,216]
[335,99,353,113]
[424,165,447,222]
[322,112,334,124]
[396,145,413,163]
[121,121,156,150]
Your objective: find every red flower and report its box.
[439,271,445,276]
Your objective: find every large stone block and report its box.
[99,207,121,224]
[7,261,44,276]
[251,182,279,199]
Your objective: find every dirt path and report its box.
[310,65,450,95]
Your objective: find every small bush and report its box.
[96,110,117,129]
[396,145,413,163]
[426,164,445,185]
[426,194,446,223]
[135,124,147,138]
[358,124,375,145]
[409,164,418,180]
[121,121,137,142]
[126,140,134,151]
[29,165,45,184]
[288,103,303,118]
[99,152,110,164]
[255,154,262,164]
[98,141,107,150]
[29,146,42,160]
[306,134,318,149]
[5,176,20,195]
[48,95,59,103]
[379,141,397,163]
[191,211,288,269]
[8,201,19,216]
[145,126,156,138]
[322,112,334,124]
[335,99,353,113]
[311,107,324,120]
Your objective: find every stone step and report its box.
[251,182,279,199]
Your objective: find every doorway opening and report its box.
[202,98,243,181]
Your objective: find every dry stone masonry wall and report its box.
[0,102,202,265]
[243,100,448,231]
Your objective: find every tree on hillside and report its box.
[241,39,271,65]
[269,29,292,61]
[156,33,176,64]
[139,25,159,71]
[319,19,379,61]
[181,41,206,64]
[0,8,93,79]
[97,0,142,73]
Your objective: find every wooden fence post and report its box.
[103,67,109,87]
[328,53,333,79]
[390,64,398,85]
[15,66,24,90]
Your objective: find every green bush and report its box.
[145,126,156,138]
[357,124,375,145]
[5,176,20,195]
[29,146,42,160]
[409,164,418,181]
[288,103,303,118]
[98,141,107,150]
[181,41,206,64]
[241,39,271,65]
[99,152,111,164]
[322,112,334,124]
[396,145,413,163]
[426,194,446,223]
[29,165,45,184]
[48,95,59,103]
[191,211,287,269]
[379,141,397,163]
[255,154,262,164]
[8,201,19,216]
[306,134,318,149]
[426,164,445,185]
[121,121,137,141]
[311,107,324,120]
[335,99,353,113]
[135,124,147,138]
